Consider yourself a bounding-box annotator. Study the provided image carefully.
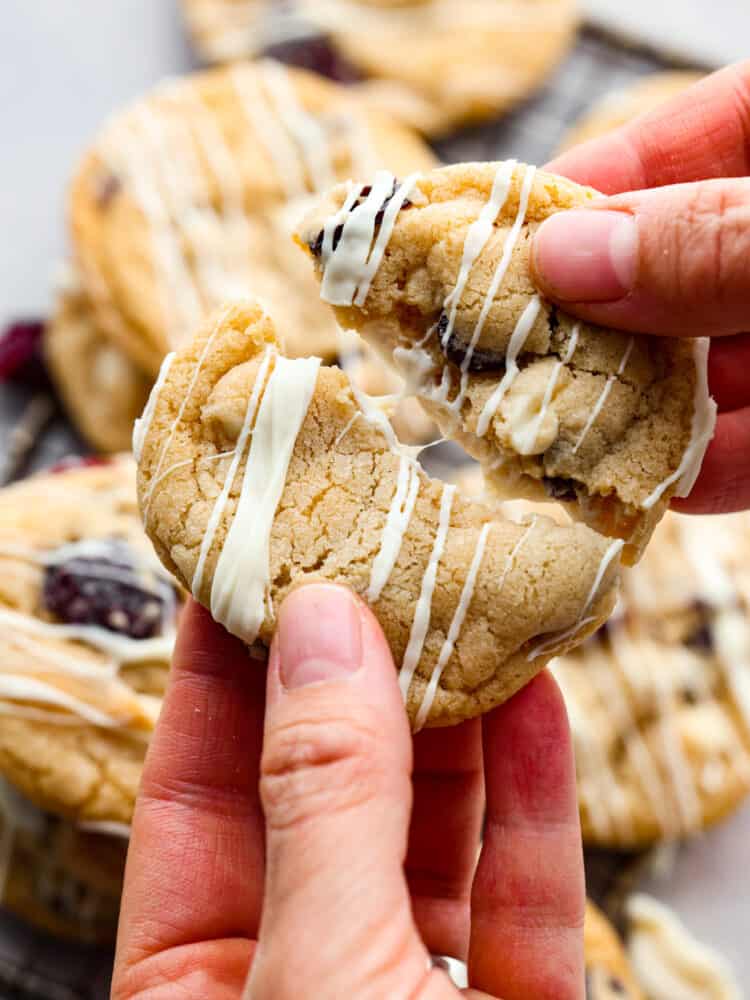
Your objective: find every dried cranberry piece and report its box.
[438,315,508,372]
[264,36,362,84]
[542,476,579,502]
[0,320,52,389]
[48,456,110,475]
[43,540,175,639]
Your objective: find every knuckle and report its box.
[260,712,386,830]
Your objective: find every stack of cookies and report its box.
[0,6,744,996]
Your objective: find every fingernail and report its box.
[533,209,638,302]
[278,584,363,689]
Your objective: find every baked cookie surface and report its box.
[585,900,644,999]
[626,894,742,999]
[45,267,152,454]
[295,162,716,562]
[0,780,126,944]
[182,0,578,135]
[70,61,435,378]
[552,510,750,848]
[559,72,704,151]
[0,456,178,824]
[136,299,621,729]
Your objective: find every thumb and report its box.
[531,177,750,337]
[245,583,438,1000]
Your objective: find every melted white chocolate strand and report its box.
[143,306,232,515]
[367,455,421,603]
[476,295,542,438]
[528,538,624,661]
[642,338,717,510]
[513,326,580,456]
[414,522,490,731]
[318,169,420,306]
[211,355,321,644]
[192,347,274,596]
[572,336,634,454]
[627,895,742,1000]
[399,484,455,701]
[133,352,176,462]
[259,59,335,193]
[439,160,517,353]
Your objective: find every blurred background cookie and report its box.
[181,0,579,136]
[559,71,704,150]
[1,781,126,945]
[552,510,750,847]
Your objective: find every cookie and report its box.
[45,267,152,454]
[0,456,179,824]
[626,894,742,999]
[295,162,717,563]
[585,900,644,999]
[0,779,126,944]
[552,509,750,848]
[136,299,621,728]
[559,72,704,152]
[70,61,436,378]
[303,0,579,135]
[182,1,578,136]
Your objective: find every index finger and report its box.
[547,61,750,193]
[115,600,266,968]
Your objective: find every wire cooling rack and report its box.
[0,26,686,1000]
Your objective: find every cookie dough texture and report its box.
[182,0,578,135]
[0,457,171,825]
[70,61,436,378]
[0,782,126,944]
[552,510,750,848]
[585,900,644,999]
[137,300,620,728]
[296,163,716,563]
[559,72,704,151]
[46,269,152,453]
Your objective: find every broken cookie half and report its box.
[135,300,621,728]
[294,162,717,563]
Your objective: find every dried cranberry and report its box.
[48,456,110,476]
[0,320,52,389]
[264,36,362,84]
[542,476,579,502]
[43,541,176,639]
[439,316,508,373]
[95,172,122,209]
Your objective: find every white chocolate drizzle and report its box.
[641,338,717,509]
[399,484,455,701]
[528,538,623,661]
[143,306,231,515]
[627,894,741,1000]
[572,336,634,454]
[413,522,490,731]
[210,354,321,644]
[319,170,419,305]
[367,455,421,603]
[476,295,542,438]
[132,352,175,462]
[192,347,274,596]
[513,326,580,455]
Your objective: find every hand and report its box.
[111,586,585,999]
[532,61,750,515]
